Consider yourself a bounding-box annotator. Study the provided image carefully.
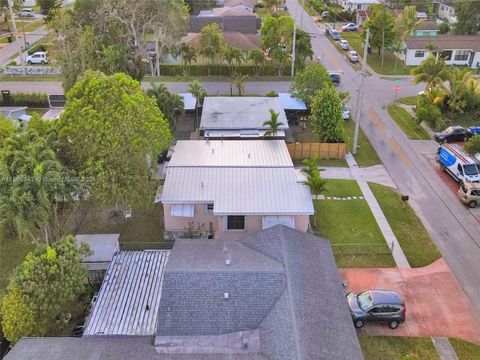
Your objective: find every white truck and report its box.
[437,144,480,183]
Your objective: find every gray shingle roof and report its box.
[404,35,480,51]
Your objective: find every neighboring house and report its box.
[403,35,480,67]
[182,31,261,51]
[338,0,380,11]
[158,140,313,240]
[200,97,289,139]
[189,7,260,34]
[224,0,257,13]
[5,225,364,360]
[0,106,27,120]
[410,21,440,37]
[434,0,457,23]
[356,9,369,26]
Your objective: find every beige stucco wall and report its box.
[163,203,310,240]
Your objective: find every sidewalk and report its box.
[0,25,48,67]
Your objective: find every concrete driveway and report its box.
[341,259,480,344]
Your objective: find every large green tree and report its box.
[260,15,294,53]
[0,120,80,244]
[223,46,244,78]
[179,42,197,77]
[363,4,397,68]
[453,0,480,35]
[1,235,90,344]
[0,116,16,145]
[57,71,172,209]
[290,63,333,104]
[295,29,314,68]
[199,23,225,77]
[398,5,423,38]
[308,88,344,143]
[247,49,265,78]
[411,55,449,90]
[36,0,61,20]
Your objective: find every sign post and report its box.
[394,80,400,102]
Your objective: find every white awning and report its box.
[262,215,295,230]
[179,93,196,111]
[278,93,307,111]
[171,204,195,217]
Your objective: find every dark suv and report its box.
[347,290,406,329]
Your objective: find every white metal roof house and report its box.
[75,234,120,272]
[337,0,380,11]
[158,140,313,240]
[402,35,480,67]
[434,0,457,23]
[5,226,364,360]
[199,97,289,139]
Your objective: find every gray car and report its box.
[347,290,406,329]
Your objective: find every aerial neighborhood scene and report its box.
[1,0,480,359]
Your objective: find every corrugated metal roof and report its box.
[278,93,307,110]
[161,167,314,215]
[75,234,119,263]
[179,93,196,111]
[200,97,289,130]
[83,251,170,336]
[205,129,286,138]
[168,140,293,167]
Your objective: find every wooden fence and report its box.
[286,143,346,160]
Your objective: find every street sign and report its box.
[395,85,400,93]
[395,79,400,85]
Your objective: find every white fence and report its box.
[4,66,62,76]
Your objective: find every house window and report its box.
[454,50,469,61]
[226,216,245,230]
[440,50,452,61]
[205,203,214,214]
[414,51,425,58]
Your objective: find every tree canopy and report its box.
[363,4,396,68]
[1,235,90,344]
[260,15,294,52]
[453,0,480,35]
[308,88,344,143]
[199,23,225,76]
[57,71,173,208]
[290,63,333,104]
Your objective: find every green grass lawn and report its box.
[340,33,415,76]
[369,183,442,267]
[397,96,417,106]
[387,104,430,140]
[449,338,480,360]
[26,107,49,117]
[16,19,44,33]
[313,180,395,268]
[0,35,16,43]
[344,118,382,167]
[359,336,440,360]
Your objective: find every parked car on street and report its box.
[18,8,34,17]
[458,182,480,208]
[339,39,349,50]
[329,72,340,85]
[434,125,472,143]
[331,30,340,41]
[26,51,48,65]
[437,144,480,183]
[347,290,406,329]
[468,125,480,136]
[342,106,350,120]
[342,23,358,31]
[346,50,360,63]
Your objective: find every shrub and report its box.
[464,135,480,155]
[307,0,326,14]
[0,92,49,107]
[438,22,450,34]
[327,8,356,22]
[265,90,278,97]
[27,44,48,56]
[416,104,445,130]
[158,63,291,77]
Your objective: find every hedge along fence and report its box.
[287,142,346,160]
[0,92,49,107]
[159,63,292,77]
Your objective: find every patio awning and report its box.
[278,93,307,111]
[179,93,196,111]
[171,204,195,217]
[262,215,295,230]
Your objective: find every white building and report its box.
[402,35,480,68]
[159,140,314,240]
[435,0,457,23]
[337,0,381,11]
[200,97,289,139]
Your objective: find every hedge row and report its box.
[159,63,292,77]
[0,92,49,107]
[27,44,48,56]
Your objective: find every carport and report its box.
[278,93,307,126]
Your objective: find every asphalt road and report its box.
[0,26,48,67]
[285,0,480,317]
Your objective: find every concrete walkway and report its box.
[345,153,410,268]
[318,165,397,189]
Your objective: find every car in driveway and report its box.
[346,290,406,329]
[342,105,350,120]
[342,23,358,31]
[331,30,341,41]
[434,126,472,143]
[346,50,360,63]
[26,52,48,65]
[339,39,349,50]
[458,182,480,208]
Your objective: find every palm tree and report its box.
[411,55,449,90]
[147,84,184,129]
[446,67,473,113]
[303,169,327,227]
[232,74,248,95]
[389,39,405,73]
[263,109,285,137]
[223,45,244,78]
[422,86,448,106]
[179,43,197,78]
[247,49,265,79]
[399,5,424,38]
[301,154,320,177]
[187,79,207,130]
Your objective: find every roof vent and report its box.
[248,153,251,159]
[225,259,231,266]
[224,292,229,300]
[212,148,214,154]
[201,181,204,189]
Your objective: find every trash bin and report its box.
[325,28,330,36]
[7,35,13,43]
[367,45,372,54]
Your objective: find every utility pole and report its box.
[291,0,306,77]
[7,0,17,33]
[352,28,369,155]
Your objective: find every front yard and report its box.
[344,118,382,167]
[387,104,430,140]
[359,336,439,360]
[449,338,480,360]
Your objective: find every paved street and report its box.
[0,26,48,67]
[285,0,480,318]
